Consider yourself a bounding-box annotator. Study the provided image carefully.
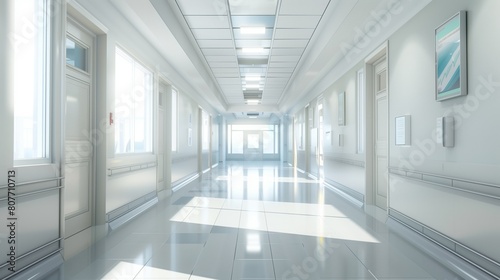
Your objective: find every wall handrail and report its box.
[389,168,500,200]
[107,161,157,176]
[0,177,64,190]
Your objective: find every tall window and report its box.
[13,0,50,162]
[227,125,279,155]
[114,47,153,154]
[357,69,365,153]
[171,88,178,152]
[202,110,209,151]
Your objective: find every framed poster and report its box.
[338,91,345,126]
[435,11,467,101]
[395,115,411,146]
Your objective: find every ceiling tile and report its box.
[217,78,241,85]
[266,72,292,78]
[269,62,298,68]
[267,67,294,73]
[271,48,304,56]
[209,61,239,67]
[263,90,284,94]
[269,56,301,62]
[214,73,240,78]
[275,16,321,28]
[235,40,272,48]
[192,29,232,40]
[274,29,315,39]
[206,56,238,62]
[272,40,308,48]
[212,67,241,74]
[202,49,237,56]
[220,85,244,90]
[279,0,330,15]
[176,0,228,16]
[197,39,234,48]
[228,0,278,15]
[266,77,289,84]
[185,16,230,29]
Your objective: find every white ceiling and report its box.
[111,0,431,119]
[173,0,331,109]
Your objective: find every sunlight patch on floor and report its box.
[170,197,380,244]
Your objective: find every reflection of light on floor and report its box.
[246,233,262,253]
[171,197,380,244]
[101,261,218,280]
[216,175,317,184]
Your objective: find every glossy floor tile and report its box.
[45,161,465,280]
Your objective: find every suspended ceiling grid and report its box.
[174,0,331,107]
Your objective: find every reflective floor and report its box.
[45,161,464,280]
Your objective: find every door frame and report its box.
[365,42,389,210]
[64,16,97,240]
[243,130,263,161]
[64,2,108,241]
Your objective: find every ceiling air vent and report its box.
[247,112,260,117]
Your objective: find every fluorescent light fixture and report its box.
[240,26,265,34]
[246,99,260,105]
[242,47,264,53]
[248,116,258,118]
[245,84,260,89]
[245,75,261,82]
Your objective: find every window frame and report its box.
[13,0,51,165]
[357,68,365,154]
[114,46,154,155]
[171,87,178,152]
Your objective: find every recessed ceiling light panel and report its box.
[240,26,266,34]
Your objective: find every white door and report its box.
[317,100,324,180]
[374,57,388,210]
[244,131,263,161]
[64,19,95,237]
[157,83,166,192]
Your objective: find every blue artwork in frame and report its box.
[435,11,467,101]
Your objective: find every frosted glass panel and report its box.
[247,134,259,149]
[114,47,153,154]
[263,131,274,154]
[13,0,48,161]
[66,37,87,71]
[231,131,243,154]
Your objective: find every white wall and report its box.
[74,0,221,213]
[285,0,500,274]
[388,0,500,270]
[171,91,200,184]
[0,0,65,277]
[322,61,366,198]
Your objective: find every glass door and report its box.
[244,131,263,161]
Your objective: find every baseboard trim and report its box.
[172,173,200,192]
[389,209,500,279]
[323,180,364,208]
[108,197,158,231]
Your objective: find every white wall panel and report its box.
[106,167,156,213]
[388,0,500,270]
[324,157,365,196]
[0,190,60,263]
[390,175,500,263]
[172,156,199,184]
